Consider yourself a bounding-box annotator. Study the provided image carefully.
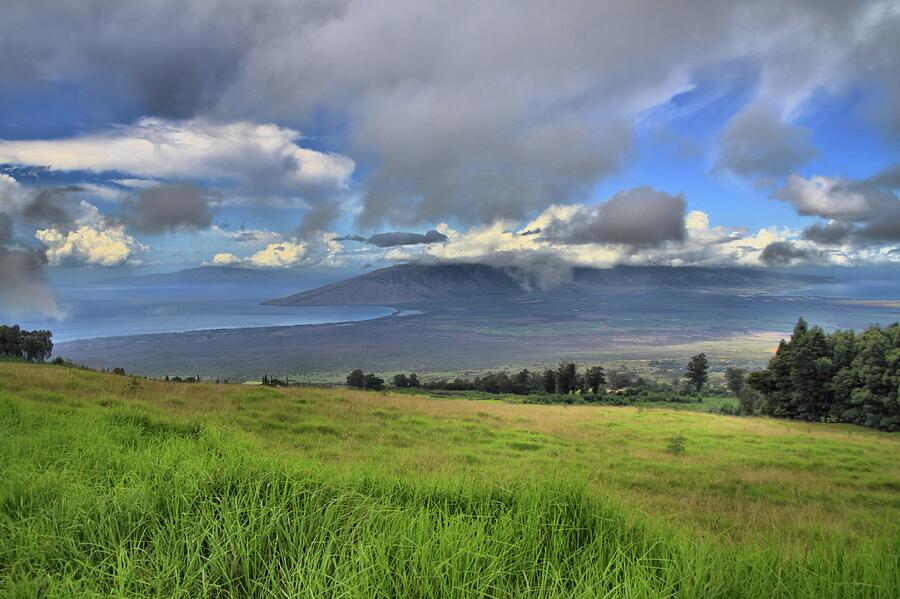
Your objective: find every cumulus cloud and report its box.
[244,241,308,268]
[715,104,816,181]
[777,175,876,219]
[35,224,143,267]
[123,183,217,233]
[209,231,347,268]
[212,252,240,266]
[3,1,896,227]
[540,187,686,247]
[778,168,900,244]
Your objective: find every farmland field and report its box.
[2,362,898,597]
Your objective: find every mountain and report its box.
[265,263,831,306]
[265,263,521,305]
[97,266,299,286]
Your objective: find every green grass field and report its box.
[1,362,899,597]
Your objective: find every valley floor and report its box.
[55,288,900,381]
[2,362,899,597]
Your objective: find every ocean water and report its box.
[781,279,900,300]
[6,283,393,342]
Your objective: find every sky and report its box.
[0,0,898,317]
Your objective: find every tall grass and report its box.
[1,382,898,598]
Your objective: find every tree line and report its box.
[0,325,53,362]
[347,357,715,403]
[746,318,899,431]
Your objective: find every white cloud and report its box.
[381,205,900,270]
[0,118,354,196]
[246,241,308,268]
[36,223,144,266]
[212,252,240,266]
[778,175,873,218]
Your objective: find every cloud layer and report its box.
[2,0,897,227]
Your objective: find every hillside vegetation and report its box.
[1,362,899,597]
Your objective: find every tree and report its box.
[364,373,385,391]
[747,319,899,431]
[541,369,556,394]
[0,325,23,358]
[392,373,409,388]
[556,363,577,394]
[22,330,52,362]
[724,367,745,396]
[737,386,762,415]
[408,373,420,388]
[512,369,531,394]
[684,353,708,392]
[347,369,366,388]
[585,366,606,394]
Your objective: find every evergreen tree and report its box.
[747,319,899,431]
[724,367,745,396]
[684,353,708,392]
[585,366,606,394]
[408,373,420,387]
[392,373,409,388]
[541,369,556,394]
[555,363,577,394]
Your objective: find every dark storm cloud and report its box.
[0,246,59,316]
[857,206,900,242]
[802,221,854,245]
[543,187,686,247]
[0,213,12,244]
[2,1,895,228]
[715,104,816,181]
[21,186,82,226]
[334,230,447,247]
[366,230,447,247]
[759,241,818,266]
[124,184,217,233]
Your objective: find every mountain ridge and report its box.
[265,262,832,306]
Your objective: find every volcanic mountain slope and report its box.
[265,263,830,306]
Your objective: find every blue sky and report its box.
[1,0,898,315]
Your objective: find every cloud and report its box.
[123,183,217,233]
[778,168,900,244]
[20,186,84,226]
[715,104,816,181]
[802,220,854,245]
[0,246,61,318]
[540,187,686,247]
[0,117,354,200]
[243,241,308,268]
[212,252,240,266]
[759,241,818,266]
[35,223,143,266]
[364,230,448,247]
[777,175,877,219]
[0,212,12,244]
[4,1,895,227]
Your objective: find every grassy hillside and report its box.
[1,362,899,597]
